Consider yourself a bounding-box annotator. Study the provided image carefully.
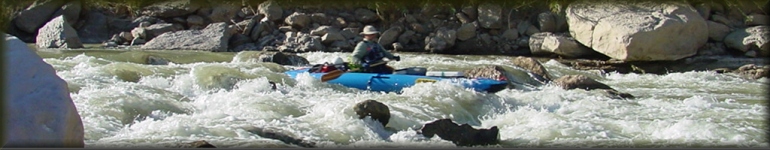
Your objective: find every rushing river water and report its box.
[34,45,768,148]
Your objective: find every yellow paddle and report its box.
[321,61,389,82]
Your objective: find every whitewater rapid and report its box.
[39,50,767,148]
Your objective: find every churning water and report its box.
[36,48,767,148]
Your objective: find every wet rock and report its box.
[36,15,83,49]
[355,8,379,23]
[311,13,331,25]
[529,32,595,58]
[397,30,416,45]
[258,0,283,21]
[258,51,310,66]
[13,0,67,34]
[250,20,273,41]
[697,42,729,56]
[145,55,170,65]
[477,2,503,29]
[144,23,183,41]
[233,43,259,51]
[511,56,552,83]
[229,34,253,48]
[244,126,316,148]
[284,12,311,30]
[745,13,769,26]
[707,21,730,42]
[553,74,612,90]
[52,0,82,26]
[501,28,518,41]
[186,15,205,29]
[131,38,146,46]
[537,12,557,32]
[233,18,255,34]
[553,75,634,99]
[181,140,216,148]
[456,22,478,41]
[456,12,472,24]
[76,10,110,44]
[340,28,359,40]
[461,5,478,21]
[732,64,769,80]
[280,32,325,52]
[419,119,499,147]
[140,0,201,18]
[566,0,708,61]
[310,26,335,36]
[353,100,390,127]
[695,2,711,19]
[206,2,240,23]
[378,27,402,48]
[118,32,134,44]
[321,31,345,44]
[724,26,769,57]
[102,41,117,48]
[141,22,234,52]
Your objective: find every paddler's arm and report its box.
[350,42,368,65]
[377,43,397,60]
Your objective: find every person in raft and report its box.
[347,25,401,74]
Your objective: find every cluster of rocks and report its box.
[352,99,500,147]
[6,0,766,78]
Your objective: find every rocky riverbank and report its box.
[3,0,768,76]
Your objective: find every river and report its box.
[34,45,768,148]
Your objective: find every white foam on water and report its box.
[43,52,767,147]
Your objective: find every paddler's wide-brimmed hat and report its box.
[360,25,379,35]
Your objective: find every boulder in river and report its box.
[419,119,500,147]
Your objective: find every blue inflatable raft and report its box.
[284,67,508,93]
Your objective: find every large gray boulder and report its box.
[51,0,82,26]
[477,2,502,29]
[724,26,769,57]
[76,10,110,43]
[36,15,83,48]
[141,22,234,52]
[258,0,283,21]
[284,12,312,30]
[456,22,478,41]
[13,0,67,33]
[143,23,184,40]
[378,27,402,47]
[4,34,85,147]
[707,21,730,42]
[354,8,379,23]
[205,2,240,23]
[566,0,708,61]
[140,0,201,18]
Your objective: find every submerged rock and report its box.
[243,126,316,148]
[179,140,216,148]
[419,119,500,147]
[511,56,552,83]
[731,64,769,80]
[353,100,391,127]
[553,75,634,99]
